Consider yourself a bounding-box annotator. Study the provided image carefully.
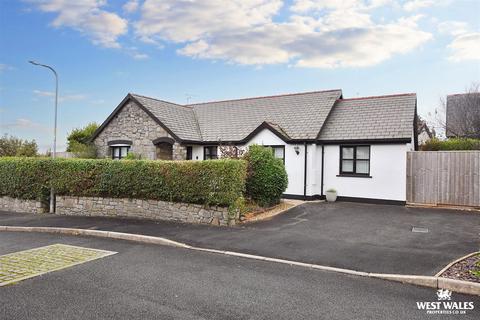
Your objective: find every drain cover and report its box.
[412,227,429,233]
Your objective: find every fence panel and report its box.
[406,151,480,207]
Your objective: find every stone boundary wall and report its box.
[56,196,232,226]
[0,196,47,214]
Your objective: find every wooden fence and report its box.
[406,151,480,207]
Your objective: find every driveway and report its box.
[1,202,479,275]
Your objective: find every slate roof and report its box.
[93,90,417,144]
[188,90,342,141]
[318,94,416,141]
[131,94,202,141]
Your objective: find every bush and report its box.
[0,157,52,201]
[0,158,247,207]
[243,145,288,207]
[421,138,480,151]
[0,135,38,157]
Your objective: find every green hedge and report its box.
[0,158,247,207]
[244,145,288,207]
[421,138,480,151]
[0,157,52,202]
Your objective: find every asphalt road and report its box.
[1,202,479,275]
[1,232,479,320]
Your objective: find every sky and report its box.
[0,0,479,152]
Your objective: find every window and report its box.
[186,146,193,160]
[111,146,130,160]
[265,145,285,163]
[204,146,218,160]
[340,146,370,176]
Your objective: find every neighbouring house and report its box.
[91,90,418,204]
[446,93,480,138]
[417,116,435,145]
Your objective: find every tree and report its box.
[66,122,99,158]
[435,83,480,139]
[0,135,38,157]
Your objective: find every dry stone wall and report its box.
[56,196,232,226]
[0,196,47,214]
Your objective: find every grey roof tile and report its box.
[131,94,202,141]
[188,90,342,141]
[318,94,416,141]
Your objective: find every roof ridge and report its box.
[338,93,416,101]
[186,89,342,106]
[129,93,193,109]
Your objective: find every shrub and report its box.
[0,158,247,207]
[421,138,480,151]
[0,157,52,201]
[243,145,288,207]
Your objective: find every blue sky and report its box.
[0,0,479,152]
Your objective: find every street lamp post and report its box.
[29,60,58,214]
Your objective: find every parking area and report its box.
[1,201,479,275]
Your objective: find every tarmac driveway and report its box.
[1,202,479,275]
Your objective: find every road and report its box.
[1,231,479,319]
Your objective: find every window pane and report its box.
[356,160,369,174]
[357,146,370,160]
[273,147,284,160]
[342,147,354,159]
[121,147,129,158]
[113,147,120,158]
[342,160,354,172]
[211,147,217,157]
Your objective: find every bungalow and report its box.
[91,89,418,204]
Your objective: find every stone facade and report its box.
[0,196,47,214]
[93,100,186,160]
[56,196,232,226]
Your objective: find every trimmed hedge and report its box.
[421,138,480,151]
[0,158,247,207]
[244,145,288,207]
[0,157,52,202]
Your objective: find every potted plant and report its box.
[325,188,337,202]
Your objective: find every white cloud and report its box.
[28,0,128,48]
[437,20,468,36]
[403,0,434,11]
[448,33,480,62]
[0,64,14,73]
[135,0,283,43]
[123,0,139,13]
[135,0,431,68]
[33,89,87,102]
[3,118,50,133]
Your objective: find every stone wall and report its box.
[93,100,187,160]
[56,196,233,226]
[0,196,47,214]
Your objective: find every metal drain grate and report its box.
[412,226,429,233]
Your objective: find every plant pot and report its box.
[325,191,337,202]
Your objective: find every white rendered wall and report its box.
[322,144,410,201]
[241,129,306,196]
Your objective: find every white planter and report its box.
[326,191,337,202]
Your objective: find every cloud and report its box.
[135,0,283,43]
[403,0,434,11]
[437,20,468,36]
[123,0,139,13]
[3,118,50,133]
[27,0,128,48]
[33,89,87,102]
[137,0,431,68]
[0,63,14,73]
[447,33,480,62]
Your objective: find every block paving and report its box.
[0,244,116,286]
